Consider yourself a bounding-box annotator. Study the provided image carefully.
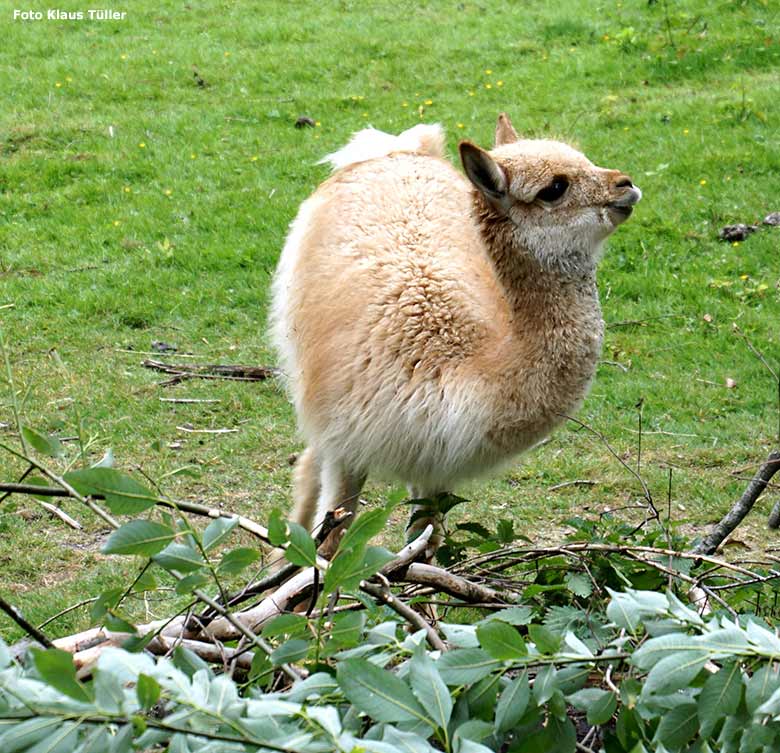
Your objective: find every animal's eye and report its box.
[535,176,569,202]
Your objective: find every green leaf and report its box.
[409,642,452,730]
[324,546,395,593]
[262,613,309,638]
[453,719,494,745]
[104,612,136,633]
[564,572,592,598]
[174,571,210,594]
[653,701,698,750]
[267,508,287,547]
[436,648,501,685]
[0,718,64,751]
[642,651,709,695]
[173,645,210,678]
[494,671,530,734]
[202,516,239,551]
[136,673,161,710]
[476,620,527,660]
[745,664,780,714]
[218,546,261,574]
[0,637,10,669]
[631,633,703,670]
[285,521,317,567]
[152,541,205,573]
[486,606,533,626]
[102,520,176,556]
[466,673,502,721]
[31,647,92,702]
[698,660,741,737]
[90,587,124,620]
[337,657,432,725]
[568,688,617,726]
[271,638,309,665]
[339,506,392,553]
[606,589,641,632]
[327,611,366,648]
[533,664,558,705]
[249,650,273,685]
[64,468,157,514]
[22,425,64,458]
[528,624,561,654]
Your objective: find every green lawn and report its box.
[1,0,779,640]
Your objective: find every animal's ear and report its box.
[459,141,509,211]
[494,113,519,147]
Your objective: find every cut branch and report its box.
[694,451,780,555]
[361,581,446,651]
[400,563,508,604]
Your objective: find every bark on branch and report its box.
[694,451,780,555]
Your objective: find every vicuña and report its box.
[270,113,641,557]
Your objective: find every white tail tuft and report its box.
[319,123,446,171]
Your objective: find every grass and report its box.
[1,0,779,640]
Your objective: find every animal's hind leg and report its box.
[406,486,446,563]
[290,447,321,532]
[315,457,366,559]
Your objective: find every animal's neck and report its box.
[470,193,600,331]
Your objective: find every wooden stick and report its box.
[361,581,446,651]
[0,593,54,648]
[401,563,507,604]
[694,451,780,554]
[142,359,278,385]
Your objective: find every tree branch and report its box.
[694,451,780,555]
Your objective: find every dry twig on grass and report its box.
[142,359,279,386]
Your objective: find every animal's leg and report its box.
[290,446,321,532]
[406,485,446,563]
[315,457,366,559]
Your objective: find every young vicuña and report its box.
[270,113,641,557]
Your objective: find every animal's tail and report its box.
[319,123,446,171]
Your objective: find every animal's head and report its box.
[459,113,641,278]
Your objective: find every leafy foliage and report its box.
[6,588,780,752]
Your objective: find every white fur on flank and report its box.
[319,123,445,170]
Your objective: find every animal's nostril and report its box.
[615,177,633,188]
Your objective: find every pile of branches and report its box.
[5,435,780,752]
